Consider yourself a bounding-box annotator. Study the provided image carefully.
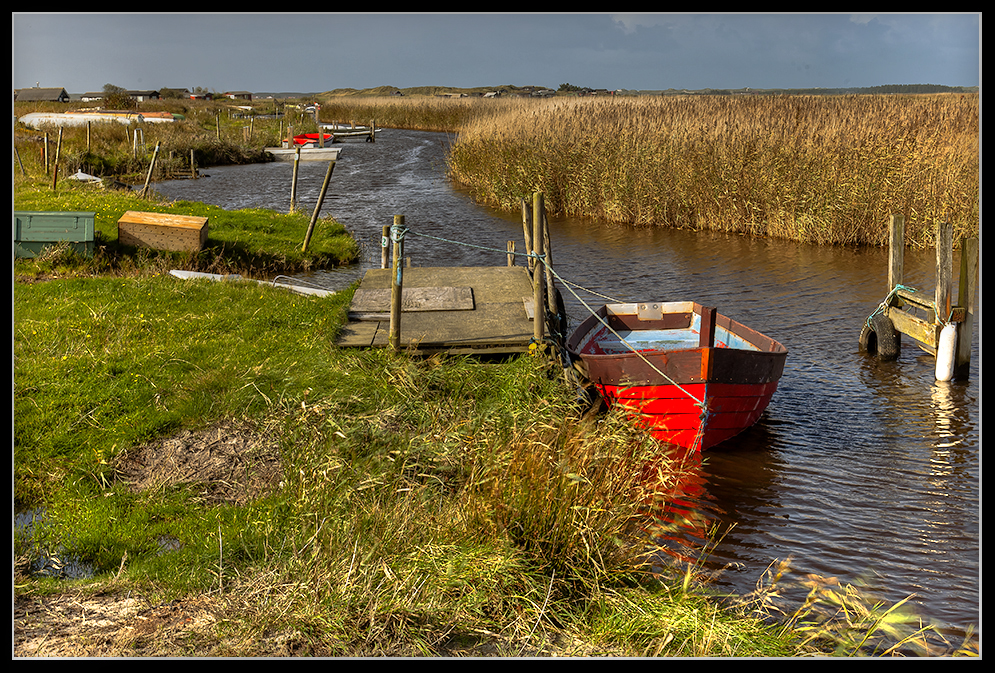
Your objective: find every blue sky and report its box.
[12,13,981,94]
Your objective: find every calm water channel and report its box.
[154,128,980,646]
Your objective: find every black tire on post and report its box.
[859,312,901,361]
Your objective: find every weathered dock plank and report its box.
[336,266,537,354]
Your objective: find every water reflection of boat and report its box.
[567,301,788,451]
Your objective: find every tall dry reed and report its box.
[446,94,979,248]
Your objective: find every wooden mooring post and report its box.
[389,215,406,352]
[861,214,978,381]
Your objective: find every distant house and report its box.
[223,91,253,101]
[127,90,160,102]
[14,87,70,103]
[80,92,105,102]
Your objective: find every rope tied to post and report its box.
[390,223,409,243]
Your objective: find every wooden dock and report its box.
[336,266,539,354]
[338,194,561,356]
[859,214,978,381]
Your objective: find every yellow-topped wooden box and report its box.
[118,211,209,252]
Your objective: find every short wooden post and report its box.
[888,213,905,293]
[389,215,405,352]
[190,149,197,179]
[382,225,390,269]
[532,193,545,344]
[507,240,515,266]
[955,236,979,379]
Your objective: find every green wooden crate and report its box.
[14,211,96,258]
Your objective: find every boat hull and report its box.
[264,147,342,162]
[567,301,787,451]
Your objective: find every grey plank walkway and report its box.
[336,266,538,354]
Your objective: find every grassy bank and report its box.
[444,94,979,248]
[13,176,358,279]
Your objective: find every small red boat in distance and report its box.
[566,301,787,451]
[292,133,335,146]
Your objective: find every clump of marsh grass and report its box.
[732,557,980,657]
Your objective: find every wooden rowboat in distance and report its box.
[566,301,787,451]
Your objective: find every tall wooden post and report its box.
[51,128,63,191]
[532,193,545,344]
[389,215,405,352]
[301,160,336,251]
[522,199,534,273]
[955,236,979,379]
[542,212,556,316]
[141,141,162,198]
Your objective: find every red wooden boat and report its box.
[292,133,335,146]
[566,301,787,451]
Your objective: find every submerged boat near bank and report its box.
[567,301,787,451]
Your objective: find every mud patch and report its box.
[115,418,283,506]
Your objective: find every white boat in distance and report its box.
[265,134,342,162]
[265,146,342,162]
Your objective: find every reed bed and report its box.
[317,94,523,133]
[446,94,979,248]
